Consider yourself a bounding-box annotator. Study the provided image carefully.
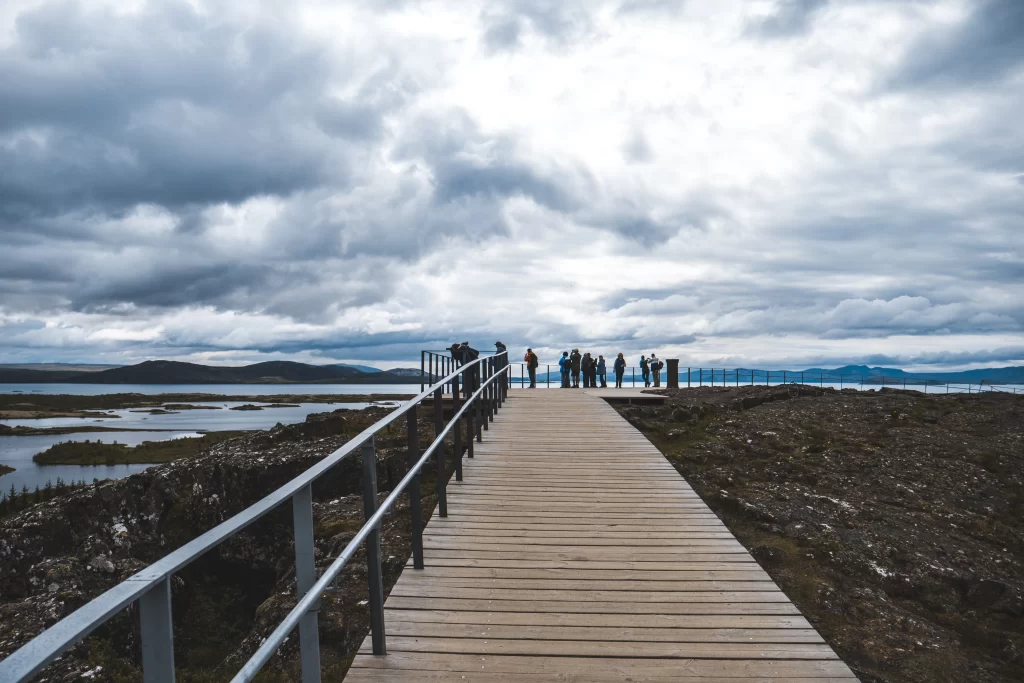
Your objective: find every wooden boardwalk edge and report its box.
[345,390,859,681]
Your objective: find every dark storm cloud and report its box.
[616,0,687,17]
[480,0,594,52]
[432,159,578,212]
[885,0,1024,90]
[745,0,831,38]
[482,16,524,51]
[393,109,585,215]
[70,263,276,311]
[0,1,354,218]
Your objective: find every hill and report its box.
[0,361,421,384]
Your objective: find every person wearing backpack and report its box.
[524,348,539,388]
[614,353,626,388]
[558,351,570,388]
[569,349,582,388]
[650,353,662,387]
[640,355,650,387]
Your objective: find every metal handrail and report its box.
[0,350,510,683]
[501,362,1021,394]
[233,358,508,681]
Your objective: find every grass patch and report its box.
[32,431,247,466]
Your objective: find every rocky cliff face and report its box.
[0,406,443,682]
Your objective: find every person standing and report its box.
[597,355,607,388]
[494,341,507,390]
[580,353,592,388]
[558,351,570,388]
[570,349,582,388]
[614,353,626,388]
[650,353,662,387]
[524,348,539,388]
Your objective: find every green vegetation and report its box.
[0,477,91,518]
[0,464,14,476]
[32,432,247,466]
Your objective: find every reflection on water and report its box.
[0,400,399,492]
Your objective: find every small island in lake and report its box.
[32,432,247,466]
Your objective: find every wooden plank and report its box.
[397,577,779,592]
[378,609,814,629]
[346,671,854,682]
[382,596,805,615]
[401,566,773,581]
[387,586,793,602]
[412,558,760,570]
[359,636,839,659]
[349,652,857,677]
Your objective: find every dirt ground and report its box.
[614,385,1023,683]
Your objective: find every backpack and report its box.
[640,358,648,371]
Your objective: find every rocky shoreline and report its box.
[615,385,1023,683]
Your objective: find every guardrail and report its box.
[0,350,510,683]
[503,363,1021,394]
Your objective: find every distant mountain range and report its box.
[778,365,1024,384]
[1,361,1021,386]
[0,361,420,385]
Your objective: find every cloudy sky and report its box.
[1,0,1022,370]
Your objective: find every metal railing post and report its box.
[489,359,497,422]
[475,369,484,442]
[482,361,491,431]
[433,387,447,517]
[139,577,176,683]
[466,368,475,458]
[453,374,463,482]
[420,351,425,393]
[361,438,386,655]
[687,367,691,388]
[699,368,702,387]
[407,407,424,569]
[292,484,321,683]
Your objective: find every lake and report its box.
[0,399,400,493]
[0,383,422,396]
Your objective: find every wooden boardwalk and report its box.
[347,390,858,681]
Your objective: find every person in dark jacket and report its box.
[640,355,650,387]
[614,353,626,388]
[494,341,508,388]
[558,351,570,388]
[581,356,598,387]
[597,355,607,388]
[569,349,582,387]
